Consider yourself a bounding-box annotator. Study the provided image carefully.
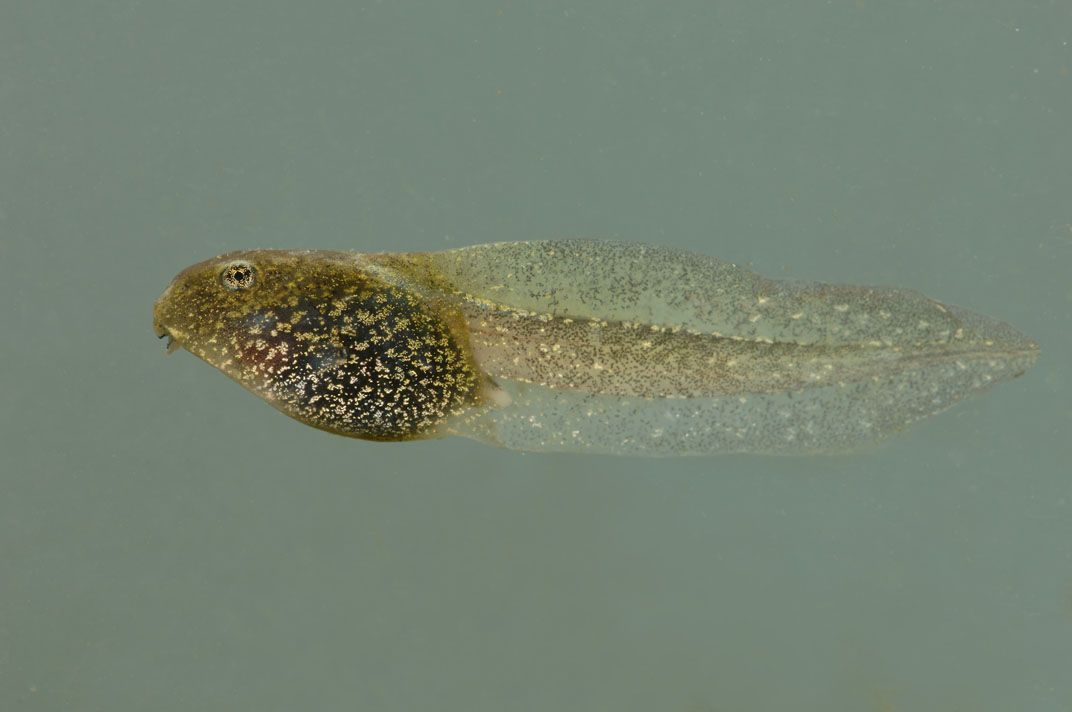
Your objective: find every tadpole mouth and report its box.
[154,323,182,354]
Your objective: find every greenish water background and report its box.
[2,2,1069,710]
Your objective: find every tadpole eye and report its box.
[221,261,256,291]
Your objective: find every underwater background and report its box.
[2,1,1070,710]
